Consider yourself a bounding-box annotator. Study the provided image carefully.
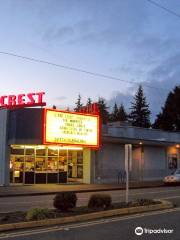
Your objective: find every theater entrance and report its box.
[10,145,85,184]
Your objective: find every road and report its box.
[0,206,180,239]
[0,186,180,212]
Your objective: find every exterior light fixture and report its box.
[139,142,143,145]
[176,144,180,148]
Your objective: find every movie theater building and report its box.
[0,93,180,186]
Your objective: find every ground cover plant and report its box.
[0,198,161,225]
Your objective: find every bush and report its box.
[53,192,77,211]
[26,208,50,221]
[88,194,112,209]
[135,199,157,206]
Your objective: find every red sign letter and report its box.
[0,96,7,107]
[27,93,35,104]
[17,94,26,105]
[36,92,45,104]
[8,95,17,106]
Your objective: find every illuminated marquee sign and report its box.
[0,92,46,109]
[43,109,100,148]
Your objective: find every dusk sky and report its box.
[0,0,180,119]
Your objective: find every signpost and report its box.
[125,144,132,203]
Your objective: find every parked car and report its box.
[163,169,180,185]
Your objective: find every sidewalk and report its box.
[0,181,164,198]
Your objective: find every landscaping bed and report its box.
[0,199,161,225]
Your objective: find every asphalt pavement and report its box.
[0,186,180,213]
[1,205,180,240]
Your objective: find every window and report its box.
[168,154,178,169]
[36,148,46,156]
[35,157,46,171]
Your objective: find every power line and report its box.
[0,50,169,91]
[146,0,180,19]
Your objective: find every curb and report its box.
[0,199,173,232]
[0,184,165,198]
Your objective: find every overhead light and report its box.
[60,146,83,150]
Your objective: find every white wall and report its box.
[83,148,91,183]
[143,146,167,180]
[95,143,125,183]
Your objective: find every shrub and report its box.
[88,194,112,209]
[53,192,77,211]
[135,199,156,206]
[26,208,50,221]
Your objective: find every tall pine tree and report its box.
[98,97,109,124]
[74,94,83,112]
[118,103,127,121]
[110,103,128,122]
[86,97,92,106]
[110,102,119,122]
[129,85,151,128]
[153,86,180,131]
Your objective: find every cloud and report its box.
[41,0,149,46]
[42,20,92,43]
[108,51,180,121]
[55,96,67,101]
[43,26,74,42]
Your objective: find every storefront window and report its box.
[77,151,83,164]
[35,157,46,171]
[168,154,178,170]
[36,147,46,156]
[25,148,35,156]
[25,156,35,171]
[68,150,83,179]
[10,145,84,183]
[11,147,24,155]
[77,166,83,178]
[59,151,67,172]
[48,148,58,156]
[47,157,58,171]
[10,155,24,183]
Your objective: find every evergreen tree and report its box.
[129,85,151,128]
[98,97,109,124]
[153,86,180,131]
[110,102,119,122]
[74,94,83,112]
[87,97,92,106]
[118,103,127,121]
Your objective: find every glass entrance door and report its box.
[10,146,25,184]
[67,150,83,182]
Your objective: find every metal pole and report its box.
[125,144,129,203]
[125,144,132,203]
[125,161,129,203]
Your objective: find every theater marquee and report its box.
[43,109,100,148]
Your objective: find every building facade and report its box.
[94,123,180,183]
[0,108,179,186]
